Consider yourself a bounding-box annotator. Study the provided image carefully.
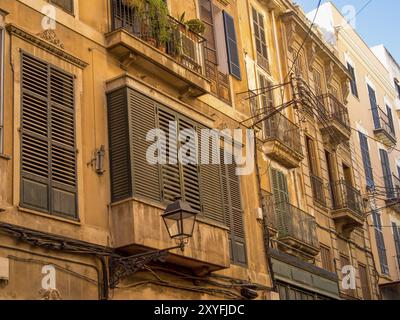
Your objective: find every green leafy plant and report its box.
[123,0,171,47]
[185,19,205,35]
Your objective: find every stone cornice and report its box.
[6,23,88,69]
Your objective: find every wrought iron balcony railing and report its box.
[310,174,327,207]
[263,112,302,156]
[111,0,206,75]
[373,106,396,139]
[275,201,319,249]
[332,180,364,218]
[317,94,351,133]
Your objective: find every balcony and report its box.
[385,175,400,213]
[106,0,210,97]
[317,94,351,143]
[110,198,230,273]
[310,174,327,208]
[275,202,320,259]
[262,113,304,169]
[331,180,365,236]
[373,106,396,147]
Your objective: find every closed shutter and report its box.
[392,223,400,271]
[359,132,375,190]
[21,53,77,218]
[50,0,74,14]
[221,152,247,265]
[375,228,389,275]
[368,85,380,129]
[320,246,333,272]
[305,137,317,175]
[129,90,160,201]
[107,88,132,202]
[252,7,269,72]
[358,263,371,300]
[197,126,224,224]
[158,108,181,203]
[380,149,394,199]
[178,118,201,212]
[271,168,290,239]
[347,63,358,98]
[223,11,241,80]
[313,69,323,96]
[386,105,395,137]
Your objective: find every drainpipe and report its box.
[254,133,276,292]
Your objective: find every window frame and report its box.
[49,0,74,15]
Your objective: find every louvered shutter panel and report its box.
[49,67,77,217]
[107,88,132,202]
[158,108,182,202]
[368,85,380,129]
[386,105,395,137]
[197,126,224,223]
[392,223,400,270]
[221,152,247,265]
[380,149,394,199]
[359,132,375,189]
[178,118,201,212]
[128,90,161,201]
[252,8,269,72]
[21,54,50,212]
[271,168,290,238]
[223,11,241,80]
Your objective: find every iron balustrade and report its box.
[332,180,364,218]
[111,0,206,75]
[317,94,351,132]
[263,112,302,156]
[275,201,319,249]
[310,174,326,207]
[373,106,396,138]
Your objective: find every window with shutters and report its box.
[359,132,375,190]
[386,105,396,137]
[252,7,269,73]
[20,53,77,218]
[107,87,225,225]
[313,69,323,97]
[395,79,400,99]
[380,149,395,199]
[367,84,380,130]
[358,263,371,300]
[294,54,307,80]
[347,62,358,98]
[0,27,4,154]
[372,210,389,275]
[49,0,74,14]
[340,254,356,296]
[392,222,400,272]
[221,153,247,266]
[223,11,241,80]
[320,245,333,272]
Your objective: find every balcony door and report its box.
[325,151,336,207]
[271,169,290,237]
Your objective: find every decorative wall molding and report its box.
[36,29,65,49]
[6,24,88,69]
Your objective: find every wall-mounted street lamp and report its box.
[109,197,198,288]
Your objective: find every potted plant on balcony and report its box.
[123,0,171,50]
[185,18,205,35]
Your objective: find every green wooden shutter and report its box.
[359,132,374,190]
[49,67,77,217]
[197,126,224,223]
[21,54,50,212]
[386,105,395,137]
[368,85,380,129]
[158,108,181,202]
[21,53,77,218]
[178,118,201,212]
[128,89,160,201]
[107,88,132,202]
[223,11,241,80]
[221,152,247,265]
[271,168,290,238]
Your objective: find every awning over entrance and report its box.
[269,248,340,300]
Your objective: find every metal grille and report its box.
[317,93,351,132]
[332,180,364,218]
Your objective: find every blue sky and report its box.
[293,0,400,62]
